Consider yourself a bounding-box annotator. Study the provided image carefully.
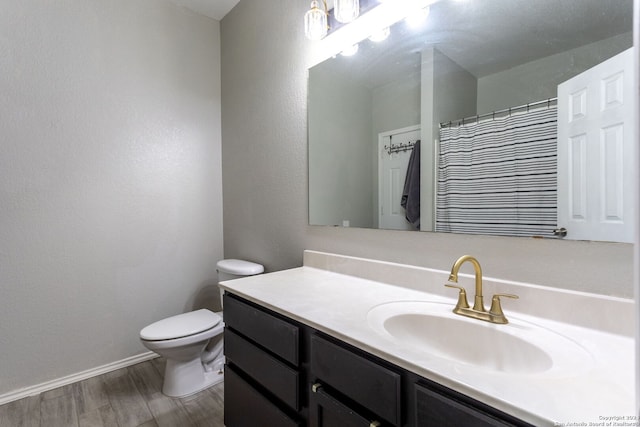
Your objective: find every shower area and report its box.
[436,100,558,237]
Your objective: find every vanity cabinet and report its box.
[223,293,534,427]
[413,381,530,427]
[223,293,304,427]
[309,382,387,427]
[309,334,401,427]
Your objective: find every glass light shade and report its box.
[368,27,390,42]
[334,0,360,24]
[305,1,328,40]
[340,43,359,56]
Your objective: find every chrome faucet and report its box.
[444,255,518,324]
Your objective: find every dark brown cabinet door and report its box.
[310,383,385,427]
[414,383,532,427]
[310,334,401,426]
[224,367,300,427]
[223,293,299,365]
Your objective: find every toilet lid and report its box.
[217,259,264,276]
[140,309,222,341]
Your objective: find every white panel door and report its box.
[557,48,635,243]
[378,126,420,230]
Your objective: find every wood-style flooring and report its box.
[0,358,224,427]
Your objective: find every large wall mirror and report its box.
[308,0,635,243]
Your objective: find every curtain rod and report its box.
[439,97,558,129]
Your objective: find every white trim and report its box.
[0,352,158,406]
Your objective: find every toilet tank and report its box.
[217,259,264,282]
[217,260,264,310]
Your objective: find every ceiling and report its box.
[166,0,240,20]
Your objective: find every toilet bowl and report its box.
[139,259,264,397]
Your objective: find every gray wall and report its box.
[477,32,633,114]
[420,48,478,231]
[432,49,478,130]
[220,0,633,298]
[371,73,421,135]
[308,61,420,229]
[372,72,421,228]
[308,63,374,228]
[0,0,224,396]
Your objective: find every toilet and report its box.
[139,259,264,397]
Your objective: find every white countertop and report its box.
[219,251,636,426]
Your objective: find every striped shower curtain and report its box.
[436,106,557,237]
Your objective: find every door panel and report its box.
[557,48,635,242]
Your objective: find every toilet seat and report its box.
[140,309,221,341]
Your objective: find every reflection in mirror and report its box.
[308,0,634,243]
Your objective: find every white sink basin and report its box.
[367,301,593,376]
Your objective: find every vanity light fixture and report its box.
[334,0,360,23]
[304,0,329,41]
[308,0,434,60]
[368,26,390,42]
[340,43,360,56]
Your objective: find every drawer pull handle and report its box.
[312,383,322,393]
[369,422,381,427]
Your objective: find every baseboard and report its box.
[0,352,159,406]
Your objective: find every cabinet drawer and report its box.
[225,328,299,410]
[223,293,299,365]
[414,383,532,427]
[224,366,300,427]
[310,334,401,426]
[310,382,388,427]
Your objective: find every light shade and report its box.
[340,43,359,56]
[334,0,360,24]
[368,26,390,42]
[305,1,328,40]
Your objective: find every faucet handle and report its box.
[444,284,470,309]
[489,293,519,321]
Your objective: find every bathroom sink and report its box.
[367,301,593,376]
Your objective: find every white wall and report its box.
[220,0,633,300]
[0,0,223,396]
